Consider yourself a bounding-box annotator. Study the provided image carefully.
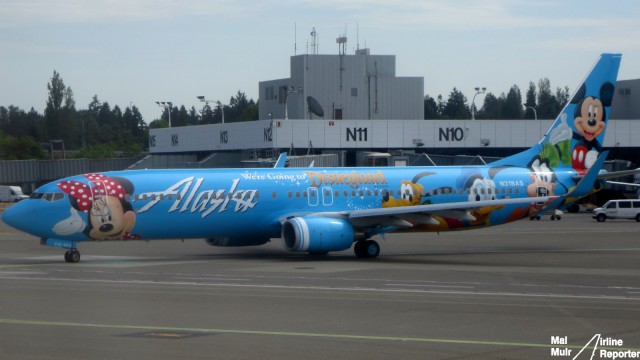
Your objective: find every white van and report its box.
[0,185,28,202]
[592,200,640,222]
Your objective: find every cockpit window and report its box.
[29,192,64,202]
[30,193,45,200]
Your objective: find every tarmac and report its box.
[0,208,639,360]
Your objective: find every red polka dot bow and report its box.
[57,173,127,213]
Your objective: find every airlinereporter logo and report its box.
[550,334,640,359]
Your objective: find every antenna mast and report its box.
[310,28,318,54]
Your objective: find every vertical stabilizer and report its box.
[491,53,621,174]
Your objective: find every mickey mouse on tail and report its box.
[571,81,615,174]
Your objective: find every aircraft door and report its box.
[308,187,318,207]
[322,187,334,206]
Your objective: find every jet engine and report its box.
[281,217,356,254]
[205,236,270,247]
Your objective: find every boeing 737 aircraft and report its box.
[1,54,628,262]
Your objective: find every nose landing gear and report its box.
[64,249,81,263]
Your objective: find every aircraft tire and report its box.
[364,240,380,259]
[354,241,367,258]
[354,240,380,259]
[64,250,81,263]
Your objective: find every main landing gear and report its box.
[354,239,380,259]
[64,249,81,263]
[41,239,81,263]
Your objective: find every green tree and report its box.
[537,78,558,119]
[44,71,75,145]
[503,85,523,119]
[424,95,439,119]
[199,103,216,124]
[0,135,46,160]
[555,86,571,114]
[478,93,504,119]
[442,88,470,119]
[524,82,537,119]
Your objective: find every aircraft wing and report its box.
[347,196,559,229]
[597,168,640,180]
[606,181,640,188]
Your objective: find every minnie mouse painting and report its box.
[55,173,140,240]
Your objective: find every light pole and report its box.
[525,106,538,120]
[471,87,486,120]
[155,101,173,127]
[197,96,224,123]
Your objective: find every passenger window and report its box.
[287,192,292,198]
[296,191,300,198]
[272,192,277,199]
[606,202,616,209]
[619,201,631,208]
[633,201,640,208]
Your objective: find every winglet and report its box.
[273,152,287,168]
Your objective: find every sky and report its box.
[2,0,640,123]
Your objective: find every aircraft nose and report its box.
[2,201,35,234]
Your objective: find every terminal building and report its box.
[148,39,640,170]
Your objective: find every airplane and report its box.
[1,53,631,263]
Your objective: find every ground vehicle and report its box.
[592,199,640,222]
[530,209,563,221]
[0,186,28,202]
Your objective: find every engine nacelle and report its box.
[205,236,270,247]
[281,217,355,253]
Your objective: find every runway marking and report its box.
[0,275,639,301]
[1,318,639,351]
